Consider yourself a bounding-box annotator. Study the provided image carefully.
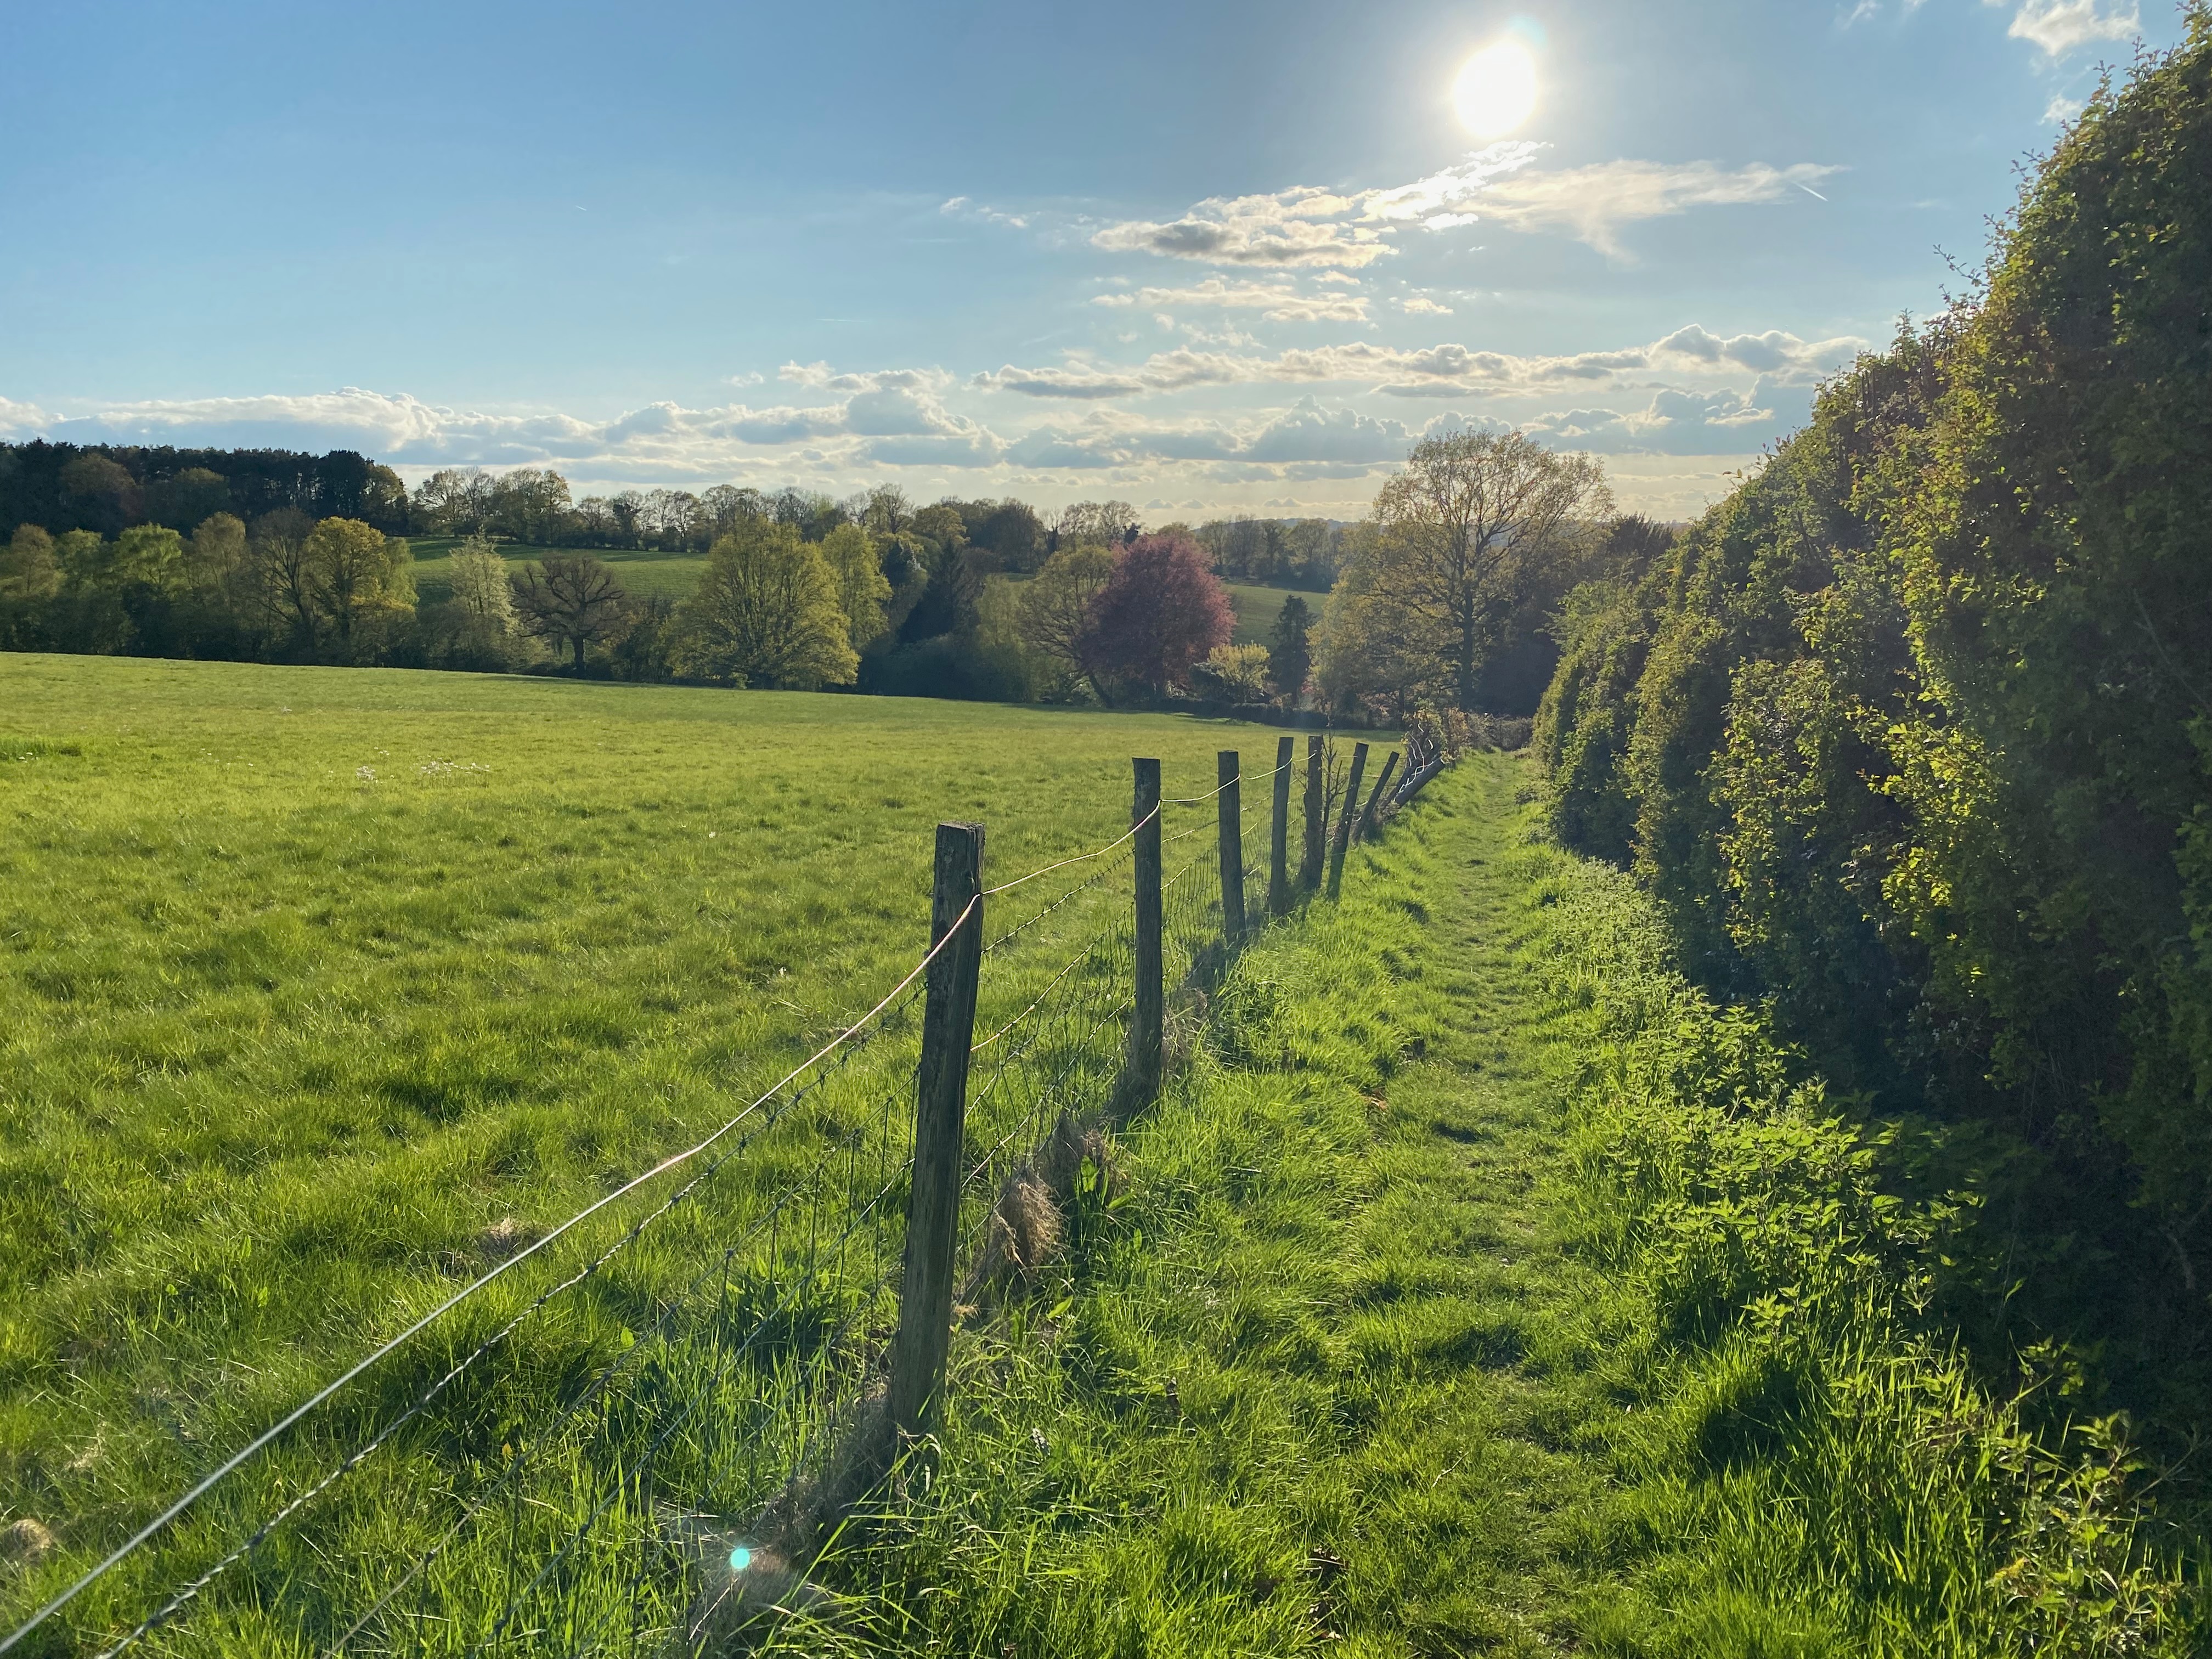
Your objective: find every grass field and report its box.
[0,653,1309,1623]
[403,539,706,606]
[1221,581,1322,647]
[6,659,2196,1653]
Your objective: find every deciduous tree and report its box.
[820,523,893,650]
[1,524,60,602]
[1076,533,1232,700]
[303,518,413,646]
[671,522,857,689]
[1351,431,1610,710]
[513,555,628,668]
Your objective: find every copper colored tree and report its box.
[1076,533,1233,701]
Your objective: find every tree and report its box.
[514,556,628,668]
[1353,431,1611,710]
[247,509,319,644]
[304,518,413,646]
[702,485,766,541]
[1267,594,1314,703]
[819,523,893,650]
[1076,533,1233,700]
[1315,556,1453,721]
[1058,500,1137,548]
[898,546,983,644]
[1,524,59,602]
[671,522,857,689]
[1017,544,1116,685]
[489,469,574,544]
[861,485,913,537]
[145,468,230,531]
[413,468,495,533]
[185,514,247,594]
[1192,644,1272,704]
[58,453,138,534]
[447,534,518,649]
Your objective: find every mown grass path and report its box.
[854,756,1653,1656]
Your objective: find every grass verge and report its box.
[760,754,2204,1657]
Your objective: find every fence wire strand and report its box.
[6,746,1431,1659]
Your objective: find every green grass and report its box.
[777,757,2202,1655]
[403,539,706,606]
[0,651,1293,1634]
[9,656,2192,1655]
[1221,580,1322,647]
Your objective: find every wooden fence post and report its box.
[1268,735,1293,917]
[888,821,985,1448]
[1357,750,1401,840]
[1217,751,1245,944]
[1326,742,1369,899]
[1128,758,1163,1105]
[1300,734,1324,891]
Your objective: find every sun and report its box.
[1452,41,1538,139]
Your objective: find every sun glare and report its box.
[1452,41,1538,139]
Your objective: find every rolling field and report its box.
[1222,581,1322,647]
[0,652,1300,1638]
[403,539,706,606]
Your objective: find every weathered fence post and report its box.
[1268,735,1293,917]
[1217,751,1245,944]
[1300,734,1324,891]
[889,821,985,1449]
[1129,758,1164,1105]
[1357,750,1401,840]
[1326,742,1369,899]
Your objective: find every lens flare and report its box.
[1452,42,1538,139]
[729,1545,753,1572]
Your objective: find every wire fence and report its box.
[2,740,1437,1659]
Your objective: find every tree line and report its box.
[1533,22,2212,1452]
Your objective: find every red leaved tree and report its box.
[1076,532,1234,702]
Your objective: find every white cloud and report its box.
[940,195,1031,229]
[1471,160,1843,258]
[1091,276,1368,323]
[977,324,1861,400]
[1088,143,1838,267]
[1397,295,1454,315]
[1004,398,1413,472]
[1091,185,1390,268]
[1995,0,2137,56]
[0,396,55,437]
[2044,91,2087,122]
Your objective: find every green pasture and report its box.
[1221,580,1321,647]
[403,538,706,606]
[0,653,1299,1615]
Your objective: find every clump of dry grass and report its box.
[964,1114,1124,1304]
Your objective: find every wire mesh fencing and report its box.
[2,741,1424,1659]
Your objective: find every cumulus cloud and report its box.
[1091,184,1390,268]
[1397,295,1454,315]
[1996,0,2137,56]
[1088,143,1837,267]
[0,396,54,438]
[977,325,1861,400]
[1091,276,1368,323]
[5,377,1004,476]
[1509,376,1813,455]
[1005,398,1413,472]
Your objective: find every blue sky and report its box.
[0,0,2179,518]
